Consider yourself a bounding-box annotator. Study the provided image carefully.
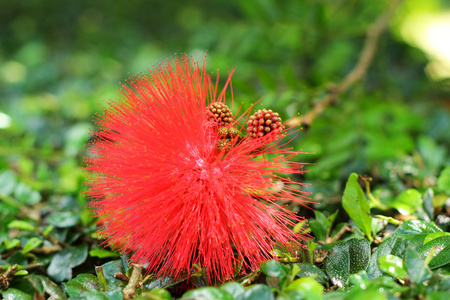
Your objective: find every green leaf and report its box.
[22,237,43,254]
[14,270,28,276]
[378,255,408,279]
[7,220,36,231]
[43,225,54,236]
[47,244,88,281]
[89,249,121,258]
[0,288,31,300]
[0,170,17,195]
[136,289,172,300]
[437,166,450,194]
[327,210,339,236]
[4,238,20,250]
[404,248,431,283]
[182,287,234,300]
[309,218,327,242]
[220,282,245,300]
[322,291,346,300]
[424,232,450,244]
[425,291,450,300]
[26,275,66,299]
[295,263,328,285]
[7,251,27,265]
[243,284,274,300]
[391,220,443,250]
[286,277,324,299]
[101,260,127,291]
[46,211,80,228]
[423,188,434,221]
[342,173,372,241]
[419,236,450,269]
[260,259,288,278]
[367,236,410,280]
[325,238,371,288]
[390,189,422,214]
[14,182,41,205]
[64,274,100,297]
[344,285,387,300]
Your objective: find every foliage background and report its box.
[0,0,449,299]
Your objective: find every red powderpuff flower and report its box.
[85,55,311,283]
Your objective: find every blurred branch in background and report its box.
[291,0,404,128]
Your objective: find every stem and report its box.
[303,247,312,264]
[95,266,108,292]
[122,264,143,300]
[374,215,401,226]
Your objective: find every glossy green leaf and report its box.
[295,263,328,285]
[344,285,387,300]
[89,248,121,258]
[260,259,288,278]
[378,255,408,279]
[220,282,245,300]
[243,284,274,300]
[64,274,100,297]
[0,288,31,300]
[342,173,372,241]
[391,220,442,250]
[26,275,66,299]
[367,236,410,280]
[419,236,450,269]
[47,244,88,281]
[404,248,431,283]
[100,259,127,291]
[7,220,36,231]
[46,211,80,228]
[424,232,450,244]
[286,277,324,299]
[325,238,371,288]
[22,237,43,254]
[135,289,172,300]
[182,287,234,300]
[14,270,28,276]
[390,189,422,214]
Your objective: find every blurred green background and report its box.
[1,0,449,227]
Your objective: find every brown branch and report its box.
[122,264,144,300]
[0,264,18,290]
[291,0,404,127]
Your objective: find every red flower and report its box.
[85,55,311,282]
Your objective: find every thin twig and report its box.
[291,0,404,127]
[21,263,43,270]
[324,224,351,244]
[122,264,144,300]
[0,264,18,290]
[95,266,108,292]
